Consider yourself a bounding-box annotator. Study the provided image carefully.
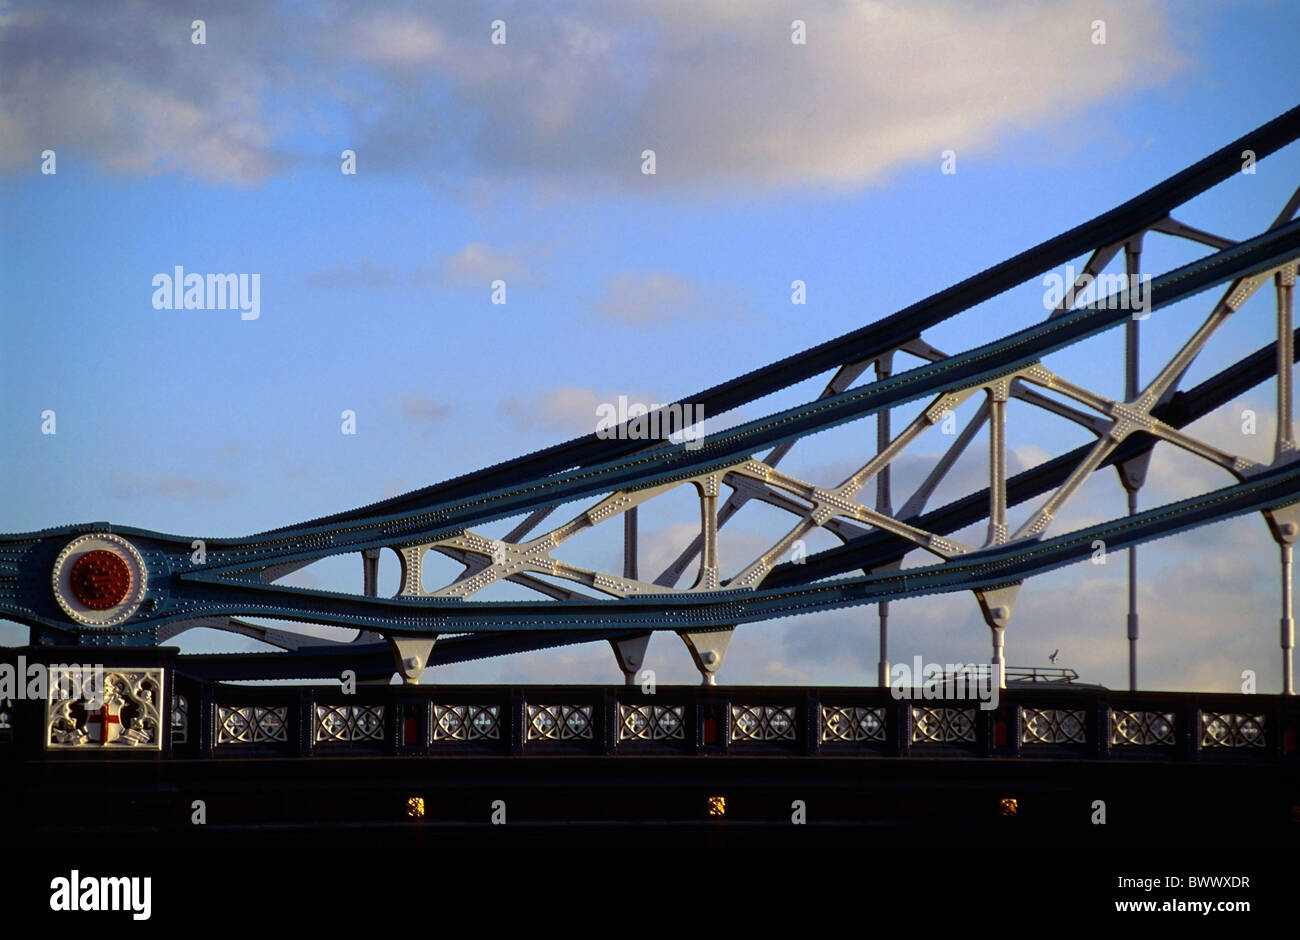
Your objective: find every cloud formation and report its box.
[0,0,286,184]
[108,472,234,504]
[0,0,1184,189]
[400,392,450,423]
[305,242,527,290]
[592,271,753,324]
[439,242,528,284]
[502,385,631,434]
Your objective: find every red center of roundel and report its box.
[69,550,133,610]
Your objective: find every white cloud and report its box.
[1011,443,1051,470]
[350,13,445,66]
[0,1,286,184]
[502,385,605,434]
[108,472,234,504]
[449,0,1185,191]
[502,385,685,435]
[592,272,752,325]
[307,258,399,290]
[400,392,450,423]
[0,0,1186,189]
[439,242,527,285]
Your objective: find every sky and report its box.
[2,0,1299,692]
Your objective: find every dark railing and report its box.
[1,648,1296,764]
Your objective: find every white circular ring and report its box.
[51,533,149,627]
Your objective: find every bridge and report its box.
[5,106,1300,913]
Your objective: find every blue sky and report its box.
[2,0,1299,691]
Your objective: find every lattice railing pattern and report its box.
[432,704,501,741]
[315,704,385,743]
[619,704,685,741]
[1111,709,1176,746]
[217,705,288,745]
[912,706,975,743]
[526,704,593,741]
[821,705,886,742]
[1200,712,1265,748]
[1021,708,1087,745]
[731,705,796,742]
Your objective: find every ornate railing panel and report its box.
[217,705,289,745]
[620,704,685,741]
[731,705,796,742]
[526,704,594,742]
[315,704,385,743]
[1022,707,1087,745]
[1111,709,1176,746]
[822,705,886,743]
[432,704,501,742]
[1201,712,1266,748]
[912,706,975,743]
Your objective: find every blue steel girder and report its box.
[2,106,1300,661]
[2,219,1298,645]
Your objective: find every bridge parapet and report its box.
[2,648,1295,765]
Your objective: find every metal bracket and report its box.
[609,633,652,685]
[388,635,437,685]
[1264,501,1300,546]
[975,583,1019,630]
[1116,448,1154,492]
[679,627,734,686]
[975,583,1020,689]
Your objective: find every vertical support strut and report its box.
[1123,236,1144,692]
[362,548,380,597]
[975,584,1019,690]
[611,506,651,685]
[1282,542,1294,696]
[680,474,728,684]
[1277,265,1296,461]
[698,475,720,590]
[875,354,892,687]
[624,506,639,581]
[1126,489,1139,692]
[986,381,1009,547]
[1273,264,1296,695]
[1266,506,1298,695]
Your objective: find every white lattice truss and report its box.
[158,185,1300,689]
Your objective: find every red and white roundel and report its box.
[51,534,148,627]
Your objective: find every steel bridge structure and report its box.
[4,108,1300,861]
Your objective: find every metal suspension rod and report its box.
[1277,267,1296,460]
[1276,265,1296,695]
[1124,237,1143,692]
[1282,542,1294,696]
[876,355,892,687]
[987,384,1008,546]
[1127,490,1139,692]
